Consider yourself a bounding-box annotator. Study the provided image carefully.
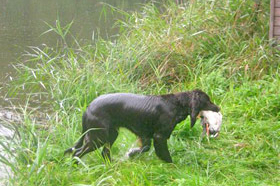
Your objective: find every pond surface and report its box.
[0,0,150,105]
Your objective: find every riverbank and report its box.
[2,0,280,185]
[0,109,17,186]
[0,125,13,186]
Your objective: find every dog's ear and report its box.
[190,111,199,128]
[190,92,200,128]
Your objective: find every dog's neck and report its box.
[160,92,191,110]
[174,92,192,109]
[159,92,191,124]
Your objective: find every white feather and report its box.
[200,111,223,137]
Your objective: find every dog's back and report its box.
[85,93,164,135]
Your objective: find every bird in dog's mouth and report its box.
[199,111,222,138]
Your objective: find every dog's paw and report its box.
[64,147,75,155]
[126,147,141,158]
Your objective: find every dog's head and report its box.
[189,89,220,128]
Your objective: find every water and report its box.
[0,0,149,103]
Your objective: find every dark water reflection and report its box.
[0,0,149,83]
[0,0,151,105]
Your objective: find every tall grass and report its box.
[1,0,280,185]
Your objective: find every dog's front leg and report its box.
[153,133,172,163]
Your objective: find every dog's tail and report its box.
[64,112,88,155]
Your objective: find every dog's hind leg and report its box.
[73,125,109,159]
[73,132,105,159]
[64,135,85,155]
[101,129,119,161]
[64,113,88,155]
[127,137,151,158]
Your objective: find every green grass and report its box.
[1,0,280,185]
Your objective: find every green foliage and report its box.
[1,0,280,185]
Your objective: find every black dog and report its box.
[65,89,219,163]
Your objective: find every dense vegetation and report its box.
[1,0,279,185]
